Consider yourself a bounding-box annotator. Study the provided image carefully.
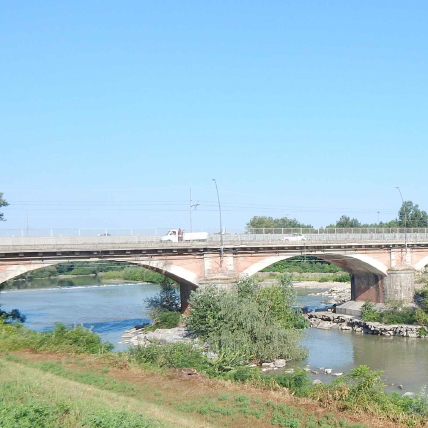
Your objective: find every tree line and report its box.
[247,201,428,229]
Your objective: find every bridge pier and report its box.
[351,273,385,303]
[179,283,196,313]
[383,268,415,303]
[352,268,415,304]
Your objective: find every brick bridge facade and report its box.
[1,238,428,310]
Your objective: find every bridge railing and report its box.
[1,227,428,238]
[1,232,428,250]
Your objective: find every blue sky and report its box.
[1,1,427,231]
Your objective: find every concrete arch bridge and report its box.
[1,235,428,310]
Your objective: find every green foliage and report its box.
[11,261,169,284]
[361,301,381,322]
[0,392,158,428]
[318,274,350,283]
[398,200,428,227]
[415,309,428,327]
[128,342,209,371]
[257,274,307,329]
[329,216,361,228]
[0,307,26,323]
[361,300,418,324]
[186,276,308,364]
[262,257,343,274]
[246,216,313,231]
[0,192,8,221]
[145,279,181,315]
[0,320,113,354]
[270,369,312,397]
[143,310,181,331]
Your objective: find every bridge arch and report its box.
[239,252,388,278]
[239,252,389,303]
[413,255,428,272]
[0,258,201,311]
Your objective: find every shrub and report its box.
[185,276,308,364]
[270,369,312,397]
[145,279,181,315]
[0,320,113,354]
[143,310,181,331]
[128,342,208,371]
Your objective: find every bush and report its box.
[361,300,417,324]
[270,369,312,397]
[0,320,113,354]
[145,279,181,315]
[185,276,308,364]
[128,342,209,371]
[143,310,181,331]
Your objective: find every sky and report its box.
[1,1,427,233]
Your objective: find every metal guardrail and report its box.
[1,227,428,238]
[0,233,428,250]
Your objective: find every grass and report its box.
[0,354,372,428]
[1,321,427,427]
[0,358,175,428]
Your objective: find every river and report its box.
[1,277,427,394]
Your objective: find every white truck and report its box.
[161,228,209,243]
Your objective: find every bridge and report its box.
[1,230,428,310]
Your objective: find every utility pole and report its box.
[377,211,380,224]
[395,187,408,262]
[26,210,29,237]
[189,187,199,232]
[212,179,224,263]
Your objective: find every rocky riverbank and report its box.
[306,311,428,338]
[119,326,197,346]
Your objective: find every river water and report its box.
[1,278,427,393]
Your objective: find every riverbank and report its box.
[1,351,410,428]
[306,310,428,338]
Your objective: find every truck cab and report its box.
[161,229,183,242]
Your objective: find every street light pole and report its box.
[212,179,224,263]
[189,187,199,233]
[395,187,408,262]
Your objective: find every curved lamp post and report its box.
[395,186,408,262]
[212,179,224,263]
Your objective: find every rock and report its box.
[283,369,295,374]
[261,368,269,372]
[319,367,324,370]
[247,364,257,368]
[312,379,323,385]
[206,351,218,359]
[324,369,332,374]
[274,359,286,368]
[317,321,333,330]
[332,372,343,376]
[340,325,352,330]
[398,385,404,390]
[304,368,311,372]
[262,362,275,368]
[135,323,150,330]
[403,392,415,397]
[311,370,319,375]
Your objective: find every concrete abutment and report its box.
[352,268,415,304]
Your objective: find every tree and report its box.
[398,201,428,228]
[246,216,312,231]
[185,276,308,363]
[0,192,8,221]
[328,215,361,228]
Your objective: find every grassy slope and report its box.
[0,352,406,428]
